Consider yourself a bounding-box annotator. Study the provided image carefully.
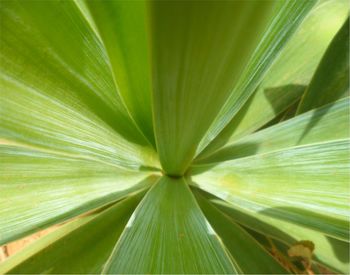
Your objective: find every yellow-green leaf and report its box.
[103,176,236,274]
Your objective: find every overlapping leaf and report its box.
[298,17,349,113]
[0,77,159,170]
[0,146,158,245]
[0,0,145,142]
[194,190,288,274]
[150,0,287,175]
[212,199,349,274]
[197,0,349,159]
[84,0,155,145]
[0,0,158,170]
[103,176,236,274]
[0,0,348,274]
[0,194,143,274]
[196,98,349,164]
[192,138,349,242]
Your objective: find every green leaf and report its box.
[150,1,284,175]
[0,0,148,146]
[84,0,155,146]
[103,176,236,274]
[193,190,288,274]
[0,194,143,274]
[0,77,159,171]
[0,1,347,273]
[297,17,349,113]
[197,0,348,159]
[197,85,304,160]
[74,0,102,41]
[212,199,349,274]
[191,139,349,241]
[0,145,158,245]
[196,97,349,163]
[0,0,159,170]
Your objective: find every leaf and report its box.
[0,0,147,146]
[244,229,336,274]
[103,176,236,274]
[287,241,315,259]
[150,1,283,175]
[193,190,288,274]
[0,1,347,273]
[212,199,349,274]
[191,139,350,242]
[84,0,155,146]
[197,85,305,160]
[0,194,143,274]
[298,17,349,113]
[196,97,349,164]
[197,0,348,159]
[0,77,159,171]
[0,0,159,170]
[74,0,102,41]
[0,145,158,245]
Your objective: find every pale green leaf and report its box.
[103,176,236,274]
[193,190,288,274]
[0,0,147,147]
[197,0,348,159]
[297,17,349,113]
[84,0,155,146]
[192,140,350,241]
[197,85,304,160]
[0,146,158,245]
[196,97,349,164]
[0,0,159,170]
[0,194,143,274]
[0,1,347,273]
[150,1,283,175]
[0,77,159,170]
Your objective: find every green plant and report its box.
[0,0,349,274]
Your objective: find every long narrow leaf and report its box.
[193,190,288,274]
[0,146,157,245]
[150,1,281,175]
[84,0,155,146]
[192,140,350,241]
[0,0,147,147]
[0,77,159,170]
[196,97,349,164]
[103,176,236,274]
[212,199,349,274]
[297,17,349,113]
[1,194,143,274]
[197,0,348,158]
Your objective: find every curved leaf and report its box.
[298,17,349,113]
[197,0,318,156]
[0,0,147,147]
[84,0,155,146]
[197,0,348,159]
[0,77,159,170]
[0,0,159,171]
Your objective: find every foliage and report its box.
[0,0,349,274]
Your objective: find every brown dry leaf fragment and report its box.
[288,240,315,259]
